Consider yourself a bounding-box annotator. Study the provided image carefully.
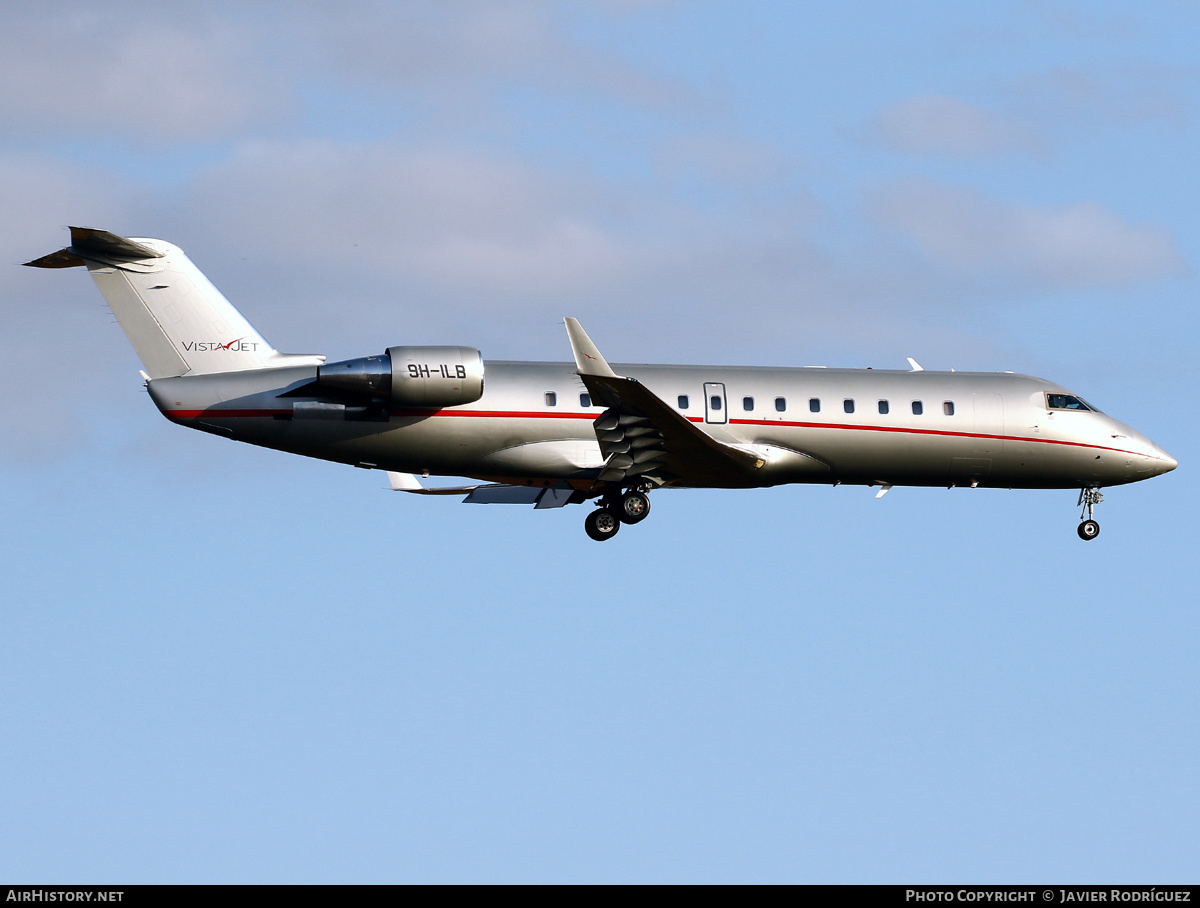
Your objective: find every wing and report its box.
[563,318,765,488]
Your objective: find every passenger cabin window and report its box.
[544,392,557,407]
[843,399,855,414]
[943,401,955,416]
[808,398,819,413]
[1047,393,1092,411]
[912,400,923,416]
[580,393,591,408]
[743,396,754,411]
[775,397,787,412]
[710,395,723,411]
[878,400,889,415]
[678,395,689,410]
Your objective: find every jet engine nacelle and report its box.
[317,345,484,407]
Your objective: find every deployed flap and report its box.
[563,318,765,488]
[387,471,426,491]
[534,486,576,509]
[387,472,487,495]
[386,472,578,507]
[464,486,543,504]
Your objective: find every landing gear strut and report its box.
[584,487,653,540]
[1077,487,1103,541]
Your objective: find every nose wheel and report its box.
[1076,488,1103,541]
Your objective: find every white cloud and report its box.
[653,133,796,186]
[287,1,555,87]
[133,139,1190,363]
[1011,68,1191,129]
[870,179,1186,289]
[0,4,291,141]
[871,96,1042,158]
[183,140,633,292]
[0,2,694,146]
[279,0,693,116]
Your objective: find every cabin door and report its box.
[972,393,1005,455]
[704,382,727,425]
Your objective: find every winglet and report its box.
[564,318,618,378]
[906,357,924,372]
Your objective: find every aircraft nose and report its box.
[1154,449,1178,475]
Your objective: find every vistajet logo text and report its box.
[181,337,259,353]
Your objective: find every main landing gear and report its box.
[584,489,652,541]
[1077,487,1104,541]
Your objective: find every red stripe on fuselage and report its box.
[163,408,1148,458]
[392,408,598,420]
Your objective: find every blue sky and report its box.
[1,1,1196,883]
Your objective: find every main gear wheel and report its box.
[584,507,621,541]
[618,490,651,524]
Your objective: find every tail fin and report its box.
[25,227,323,378]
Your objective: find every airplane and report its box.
[25,227,1177,542]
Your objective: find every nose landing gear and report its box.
[584,488,653,541]
[1077,487,1104,541]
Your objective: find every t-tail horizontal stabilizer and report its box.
[24,227,164,269]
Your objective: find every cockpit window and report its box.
[1047,393,1092,411]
